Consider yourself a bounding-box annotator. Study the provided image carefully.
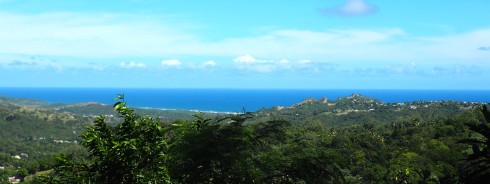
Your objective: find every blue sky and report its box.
[0,0,489,89]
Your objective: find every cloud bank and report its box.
[233,55,332,74]
[120,61,146,68]
[202,60,217,67]
[161,59,182,67]
[0,11,489,65]
[0,10,489,85]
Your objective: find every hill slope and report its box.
[254,94,481,127]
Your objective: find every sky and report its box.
[0,0,489,89]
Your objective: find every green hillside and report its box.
[1,95,488,183]
[254,94,479,127]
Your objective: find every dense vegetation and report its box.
[0,100,89,183]
[1,94,489,183]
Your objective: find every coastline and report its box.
[1,88,489,112]
[136,106,240,115]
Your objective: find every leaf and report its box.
[113,101,122,108]
[114,102,127,112]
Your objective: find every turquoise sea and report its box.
[0,88,488,112]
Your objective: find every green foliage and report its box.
[3,94,487,183]
[168,112,257,183]
[459,105,490,183]
[0,102,87,160]
[45,97,170,184]
[256,96,475,128]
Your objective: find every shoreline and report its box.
[136,106,240,115]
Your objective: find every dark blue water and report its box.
[0,88,488,112]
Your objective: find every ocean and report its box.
[0,88,488,112]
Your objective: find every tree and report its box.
[15,168,28,181]
[459,105,490,183]
[168,112,258,183]
[46,95,170,184]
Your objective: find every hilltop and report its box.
[254,94,481,127]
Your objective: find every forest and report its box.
[0,94,489,183]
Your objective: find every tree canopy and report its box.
[3,96,489,183]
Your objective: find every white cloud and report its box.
[210,28,490,64]
[213,28,406,61]
[0,12,197,57]
[233,55,325,73]
[412,29,490,61]
[233,54,262,64]
[202,60,217,67]
[161,59,181,67]
[0,11,489,68]
[298,60,312,65]
[278,59,289,65]
[323,0,378,17]
[120,61,146,68]
[233,55,277,73]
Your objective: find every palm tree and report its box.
[459,105,490,183]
